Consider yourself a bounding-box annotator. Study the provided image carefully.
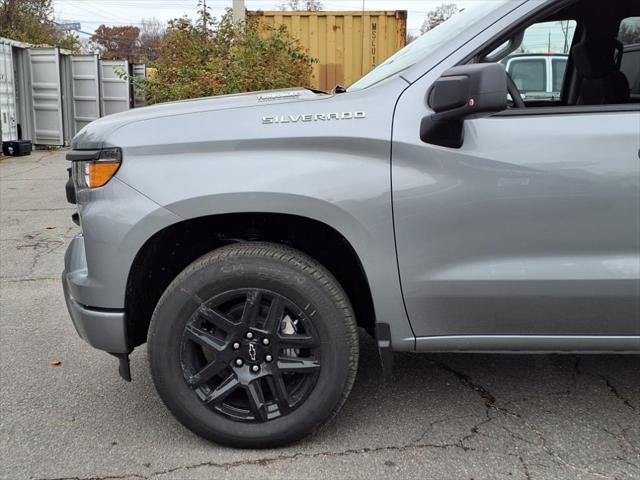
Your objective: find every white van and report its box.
[502,53,568,100]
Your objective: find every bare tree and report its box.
[420,3,459,34]
[619,22,640,45]
[560,20,571,53]
[139,17,167,62]
[406,31,420,44]
[278,0,323,11]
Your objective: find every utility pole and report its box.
[233,0,246,23]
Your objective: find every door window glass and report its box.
[518,21,576,55]
[503,21,576,100]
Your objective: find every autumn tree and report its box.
[278,0,323,11]
[420,3,459,34]
[0,0,80,50]
[90,25,140,61]
[140,10,317,104]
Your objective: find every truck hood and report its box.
[72,87,329,149]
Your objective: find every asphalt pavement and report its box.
[1,150,639,480]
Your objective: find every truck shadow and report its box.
[122,330,638,455]
[313,332,640,454]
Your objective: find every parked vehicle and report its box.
[621,43,640,100]
[501,53,568,100]
[63,0,640,448]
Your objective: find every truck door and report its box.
[392,19,640,343]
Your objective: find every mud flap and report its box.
[110,352,132,382]
[376,322,394,382]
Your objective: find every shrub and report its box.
[140,10,317,104]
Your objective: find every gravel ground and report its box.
[1,150,639,480]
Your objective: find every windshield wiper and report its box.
[303,86,330,94]
[302,85,347,95]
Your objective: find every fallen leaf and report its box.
[50,360,62,367]
[45,226,57,230]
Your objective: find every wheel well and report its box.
[125,213,376,349]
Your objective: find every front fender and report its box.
[116,156,415,350]
[109,78,416,349]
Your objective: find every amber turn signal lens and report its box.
[88,162,120,188]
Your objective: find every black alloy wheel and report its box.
[180,288,321,423]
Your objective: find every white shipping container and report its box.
[28,48,64,145]
[0,40,18,142]
[71,55,101,135]
[100,60,131,116]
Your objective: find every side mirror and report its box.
[421,63,508,148]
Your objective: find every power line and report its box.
[54,0,472,33]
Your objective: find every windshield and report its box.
[349,0,511,91]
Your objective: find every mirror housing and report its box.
[421,63,508,148]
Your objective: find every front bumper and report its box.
[62,235,130,354]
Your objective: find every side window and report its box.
[619,17,640,98]
[503,21,576,102]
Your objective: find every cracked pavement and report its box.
[1,151,639,480]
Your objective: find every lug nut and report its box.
[251,365,260,373]
[262,338,270,346]
[233,342,240,350]
[246,332,254,339]
[265,354,273,362]
[235,358,244,367]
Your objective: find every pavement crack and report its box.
[2,207,74,212]
[519,456,532,480]
[37,440,477,480]
[500,424,612,479]
[36,475,146,480]
[599,374,637,412]
[429,359,496,408]
[412,416,483,452]
[612,456,640,471]
[602,426,640,456]
[0,276,60,283]
[428,358,617,480]
[148,440,476,477]
[0,151,57,179]
[14,231,67,278]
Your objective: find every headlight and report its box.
[72,148,122,190]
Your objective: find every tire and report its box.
[147,242,359,448]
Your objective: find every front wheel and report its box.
[147,242,359,448]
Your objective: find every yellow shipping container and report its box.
[247,10,407,91]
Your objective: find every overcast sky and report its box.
[52,0,497,36]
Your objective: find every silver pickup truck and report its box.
[63,0,640,448]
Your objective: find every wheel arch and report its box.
[124,212,377,349]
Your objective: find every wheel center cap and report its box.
[244,342,264,363]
